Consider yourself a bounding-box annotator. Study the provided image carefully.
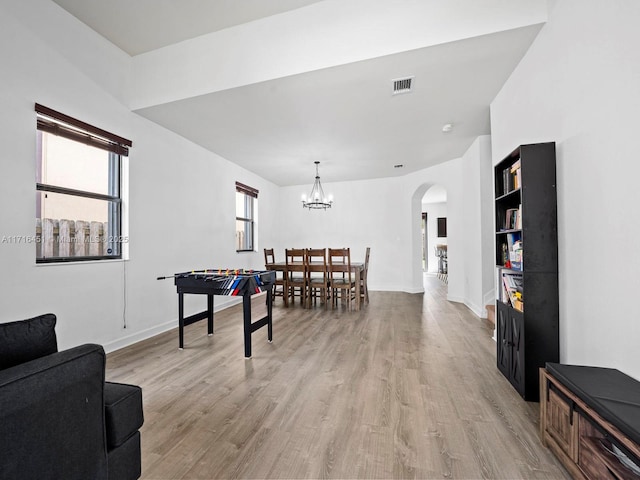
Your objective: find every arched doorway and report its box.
[421,185,448,287]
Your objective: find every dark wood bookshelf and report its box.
[494,142,559,401]
[495,188,521,202]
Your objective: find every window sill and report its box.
[35,258,128,266]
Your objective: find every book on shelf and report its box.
[504,232,523,271]
[510,159,521,190]
[504,207,521,230]
[510,239,523,270]
[501,270,524,312]
[502,167,511,195]
[501,158,522,195]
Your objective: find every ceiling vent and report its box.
[392,76,414,95]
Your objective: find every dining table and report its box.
[265,261,364,310]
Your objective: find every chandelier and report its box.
[302,161,333,210]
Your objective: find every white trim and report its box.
[103,319,175,353]
[103,297,242,354]
[483,290,495,309]
[464,299,485,319]
[35,258,127,267]
[364,284,425,293]
[447,295,488,321]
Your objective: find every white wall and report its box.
[0,1,280,352]
[275,154,476,309]
[478,137,496,309]
[278,163,465,296]
[490,0,640,378]
[277,144,492,319]
[279,176,411,292]
[460,136,495,316]
[0,0,494,354]
[0,0,131,106]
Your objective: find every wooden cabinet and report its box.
[494,143,559,401]
[545,383,579,460]
[540,366,640,480]
[496,301,525,396]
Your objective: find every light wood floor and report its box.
[106,276,569,480]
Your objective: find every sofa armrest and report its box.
[0,344,108,480]
[104,381,144,448]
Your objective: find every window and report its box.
[35,104,131,263]
[235,182,258,252]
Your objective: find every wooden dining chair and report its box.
[360,247,370,305]
[263,248,275,265]
[285,248,307,306]
[264,248,286,305]
[306,248,329,308]
[328,247,357,310]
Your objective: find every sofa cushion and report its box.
[108,430,141,480]
[104,382,144,449]
[0,313,58,370]
[546,363,640,447]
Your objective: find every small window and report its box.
[235,182,258,252]
[35,104,131,263]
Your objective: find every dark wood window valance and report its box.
[235,181,259,198]
[35,103,132,156]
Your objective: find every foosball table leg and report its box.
[207,294,214,336]
[243,294,252,358]
[178,292,185,350]
[267,289,273,343]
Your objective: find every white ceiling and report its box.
[51,0,546,187]
[50,0,325,56]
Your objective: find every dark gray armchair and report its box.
[0,314,143,480]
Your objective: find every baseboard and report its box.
[445,296,486,320]
[464,300,486,319]
[104,297,242,354]
[368,285,424,294]
[103,319,176,354]
[405,286,425,294]
[446,294,465,304]
[483,291,495,308]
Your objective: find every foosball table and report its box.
[158,269,276,357]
